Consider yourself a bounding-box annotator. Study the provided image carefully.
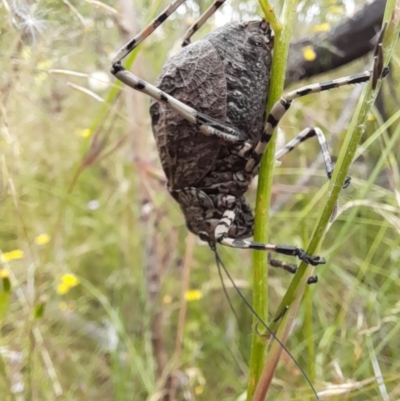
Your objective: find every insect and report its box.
[111,0,387,279]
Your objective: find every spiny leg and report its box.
[214,208,325,266]
[181,0,227,46]
[111,0,248,144]
[245,65,389,174]
[274,127,351,188]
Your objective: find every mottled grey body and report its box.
[150,22,273,239]
[112,2,385,267]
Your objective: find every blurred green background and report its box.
[0,0,399,400]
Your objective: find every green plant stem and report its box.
[246,1,299,399]
[258,0,282,33]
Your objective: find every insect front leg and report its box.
[115,65,248,144]
[112,78,248,145]
[274,127,351,188]
[111,0,249,145]
[214,206,325,266]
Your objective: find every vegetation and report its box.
[0,0,399,400]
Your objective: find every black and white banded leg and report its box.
[213,207,325,266]
[275,127,351,188]
[245,66,389,174]
[113,0,186,62]
[111,0,249,144]
[182,0,227,46]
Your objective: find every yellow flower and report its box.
[57,283,70,295]
[57,274,79,295]
[1,250,24,262]
[185,289,203,301]
[367,114,376,121]
[61,274,79,287]
[302,45,317,61]
[75,128,91,138]
[0,269,9,278]
[34,233,50,245]
[312,23,331,32]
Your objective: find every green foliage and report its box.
[0,0,399,400]
[247,0,299,398]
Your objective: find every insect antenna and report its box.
[211,245,319,400]
[215,248,240,323]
